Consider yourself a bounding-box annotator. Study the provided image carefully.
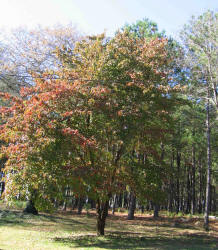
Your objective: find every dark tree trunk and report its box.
[0,181,5,196]
[191,141,196,215]
[90,199,96,209]
[77,197,84,214]
[72,197,77,210]
[168,186,173,212]
[198,159,203,214]
[152,143,164,218]
[146,202,150,211]
[204,91,211,231]
[176,151,181,213]
[153,204,159,218]
[23,200,38,215]
[185,168,191,214]
[118,193,122,207]
[0,157,7,196]
[96,199,109,236]
[127,192,136,220]
[211,185,216,214]
[168,150,174,212]
[180,183,184,213]
[123,192,128,208]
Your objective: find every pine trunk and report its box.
[168,150,174,212]
[77,197,84,215]
[204,93,211,230]
[127,192,136,220]
[176,151,180,213]
[153,204,159,218]
[191,141,196,214]
[185,167,191,214]
[198,159,203,214]
[112,194,116,215]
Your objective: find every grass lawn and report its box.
[0,204,217,249]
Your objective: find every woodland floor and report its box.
[0,202,217,250]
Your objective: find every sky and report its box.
[0,0,217,37]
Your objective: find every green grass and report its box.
[0,204,217,249]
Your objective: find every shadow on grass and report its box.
[0,210,95,233]
[0,210,83,227]
[39,213,85,224]
[0,216,36,228]
[107,214,208,232]
[53,232,218,250]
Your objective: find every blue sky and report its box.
[0,0,217,37]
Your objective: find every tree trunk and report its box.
[127,192,136,220]
[198,159,203,214]
[204,90,211,231]
[96,199,109,236]
[180,181,184,213]
[77,197,84,214]
[123,192,128,208]
[185,167,191,214]
[72,197,77,210]
[211,185,216,214]
[0,181,4,196]
[23,200,38,215]
[112,194,116,215]
[176,151,181,213]
[62,201,67,211]
[118,193,122,208]
[153,203,159,218]
[191,141,196,215]
[152,143,163,218]
[168,150,174,212]
[90,199,96,209]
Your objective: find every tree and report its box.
[122,18,165,39]
[122,18,184,219]
[180,10,218,230]
[0,30,181,235]
[0,25,81,207]
[0,24,80,89]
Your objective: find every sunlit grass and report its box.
[0,203,217,249]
